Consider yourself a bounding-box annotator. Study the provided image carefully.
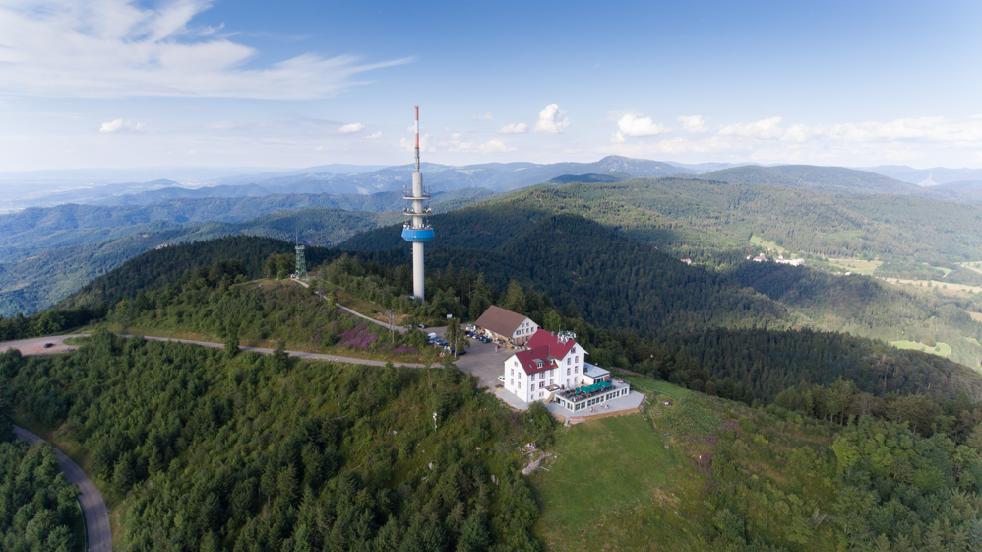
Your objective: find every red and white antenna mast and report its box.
[414,105,421,171]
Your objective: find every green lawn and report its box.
[532,376,843,551]
[890,339,953,358]
[532,379,714,550]
[827,257,882,275]
[532,414,708,551]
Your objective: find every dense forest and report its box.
[724,261,982,370]
[0,403,82,551]
[0,334,554,550]
[703,402,982,551]
[349,214,795,333]
[0,307,101,341]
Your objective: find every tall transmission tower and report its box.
[400,105,434,301]
[294,231,307,281]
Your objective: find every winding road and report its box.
[13,426,111,552]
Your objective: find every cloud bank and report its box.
[0,0,410,99]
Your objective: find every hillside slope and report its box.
[705,164,923,194]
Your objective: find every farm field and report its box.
[827,257,882,275]
[890,339,953,358]
[879,277,982,296]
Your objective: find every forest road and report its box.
[0,333,427,368]
[13,425,112,552]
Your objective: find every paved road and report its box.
[13,426,111,552]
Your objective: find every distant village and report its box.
[747,252,805,266]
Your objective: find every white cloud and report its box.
[677,114,706,132]
[718,116,784,138]
[366,131,383,139]
[0,0,410,99]
[534,104,569,134]
[473,138,512,153]
[443,132,513,154]
[603,114,982,167]
[98,118,145,133]
[337,122,365,134]
[614,112,667,142]
[475,112,493,120]
[499,122,528,134]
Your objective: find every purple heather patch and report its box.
[339,325,379,350]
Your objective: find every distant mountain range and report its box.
[1,158,981,315]
[5,157,982,212]
[869,165,982,186]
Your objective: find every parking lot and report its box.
[430,326,514,389]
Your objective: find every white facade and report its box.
[503,342,585,403]
[509,318,539,343]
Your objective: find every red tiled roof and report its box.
[513,330,580,375]
[527,328,577,359]
[514,347,557,375]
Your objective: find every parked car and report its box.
[42,342,54,349]
[497,375,505,382]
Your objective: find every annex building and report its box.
[474,305,539,345]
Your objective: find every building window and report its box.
[566,368,571,375]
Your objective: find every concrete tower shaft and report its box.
[400,105,434,301]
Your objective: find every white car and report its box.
[497,375,505,382]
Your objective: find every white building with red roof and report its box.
[504,328,587,402]
[503,328,634,410]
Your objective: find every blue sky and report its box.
[1,0,981,171]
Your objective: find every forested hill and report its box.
[704,164,923,194]
[724,262,982,370]
[358,176,982,266]
[65,236,333,311]
[0,188,492,316]
[340,187,982,373]
[348,211,793,334]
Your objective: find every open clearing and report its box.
[970,311,982,323]
[750,235,787,254]
[890,339,953,358]
[827,257,882,275]
[880,277,982,296]
[531,376,841,550]
[532,379,710,550]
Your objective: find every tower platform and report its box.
[401,226,435,242]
